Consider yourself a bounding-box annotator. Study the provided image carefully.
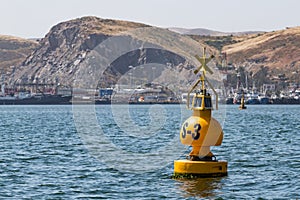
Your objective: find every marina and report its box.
[2,88,300,105]
[222,70,300,105]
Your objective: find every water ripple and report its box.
[0,105,299,199]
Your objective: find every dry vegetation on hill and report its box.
[187,27,300,88]
[0,35,39,75]
[223,27,300,84]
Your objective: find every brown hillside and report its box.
[223,27,300,82]
[0,35,38,77]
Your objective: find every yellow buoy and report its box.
[239,90,247,110]
[174,160,227,177]
[174,47,227,178]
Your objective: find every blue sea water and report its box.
[0,104,299,199]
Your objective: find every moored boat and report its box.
[0,93,72,105]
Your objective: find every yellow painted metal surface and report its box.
[174,160,227,176]
[239,91,247,110]
[179,116,223,147]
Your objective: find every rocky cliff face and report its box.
[11,16,217,91]
[13,16,152,86]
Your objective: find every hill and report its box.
[2,17,299,93]
[169,27,262,36]
[12,16,150,86]
[187,34,258,52]
[11,16,218,91]
[223,26,300,88]
[0,35,38,77]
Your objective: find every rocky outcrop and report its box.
[12,16,151,86]
[11,16,216,91]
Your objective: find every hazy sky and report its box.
[1,0,299,38]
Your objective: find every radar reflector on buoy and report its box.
[193,47,214,75]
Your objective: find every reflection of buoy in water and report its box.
[239,90,247,110]
[173,47,227,178]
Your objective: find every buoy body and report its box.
[180,111,223,158]
[174,160,227,177]
[174,95,227,177]
[239,91,247,110]
[173,48,227,178]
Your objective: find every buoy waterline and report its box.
[173,47,228,178]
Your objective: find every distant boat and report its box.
[129,94,180,104]
[246,91,260,105]
[258,96,270,104]
[0,93,72,105]
[225,97,234,104]
[0,82,72,105]
[233,92,242,104]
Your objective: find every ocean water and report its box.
[0,104,299,199]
